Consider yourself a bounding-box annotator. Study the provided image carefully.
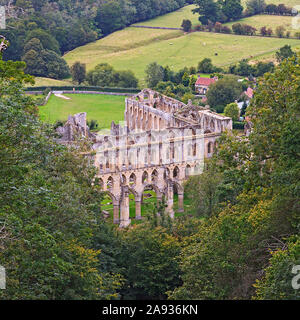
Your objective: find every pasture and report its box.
[27,77,72,87]
[225,14,297,35]
[133,4,199,28]
[39,94,126,129]
[64,28,300,86]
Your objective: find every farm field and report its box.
[64,28,300,86]
[39,94,126,129]
[225,14,297,35]
[241,0,300,6]
[27,77,73,87]
[133,4,198,28]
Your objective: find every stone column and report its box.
[113,204,120,224]
[119,187,131,228]
[135,196,142,220]
[178,193,184,213]
[156,191,163,206]
[166,182,174,219]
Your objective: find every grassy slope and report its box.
[133,4,199,28]
[27,77,73,87]
[225,14,297,35]
[39,94,126,129]
[241,0,300,7]
[64,28,300,85]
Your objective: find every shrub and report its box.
[275,26,285,38]
[87,119,99,131]
[233,121,245,130]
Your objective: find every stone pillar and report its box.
[166,183,174,219]
[135,196,142,220]
[178,193,184,213]
[156,191,163,206]
[113,204,120,224]
[119,187,131,228]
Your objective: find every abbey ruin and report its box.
[57,89,232,227]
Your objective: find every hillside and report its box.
[64,27,300,85]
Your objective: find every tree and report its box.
[206,76,243,112]
[265,4,277,14]
[260,26,268,36]
[182,72,190,86]
[254,237,300,300]
[181,19,192,32]
[170,55,300,300]
[0,51,121,300]
[86,63,116,87]
[145,62,164,88]
[275,45,296,63]
[193,0,221,25]
[275,26,285,38]
[224,102,240,121]
[198,58,216,73]
[117,223,181,299]
[71,62,86,85]
[184,167,224,217]
[25,28,61,54]
[95,0,126,35]
[114,70,138,88]
[220,0,243,21]
[246,0,266,15]
[22,38,70,79]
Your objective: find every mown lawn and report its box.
[39,94,126,129]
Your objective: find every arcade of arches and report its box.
[93,89,232,228]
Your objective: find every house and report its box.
[244,87,254,99]
[195,76,218,95]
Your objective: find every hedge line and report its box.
[25,86,141,94]
[233,121,245,130]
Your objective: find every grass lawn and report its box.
[39,94,126,129]
[225,14,297,35]
[64,28,300,86]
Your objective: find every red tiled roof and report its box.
[245,87,254,99]
[195,77,217,86]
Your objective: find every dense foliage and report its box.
[2,0,187,59]
[86,63,138,88]
[170,55,300,300]
[0,39,299,300]
[0,53,122,299]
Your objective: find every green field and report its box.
[39,94,126,129]
[64,28,300,86]
[225,14,297,35]
[241,0,300,7]
[27,77,73,87]
[133,4,199,28]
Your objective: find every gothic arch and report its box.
[107,176,114,189]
